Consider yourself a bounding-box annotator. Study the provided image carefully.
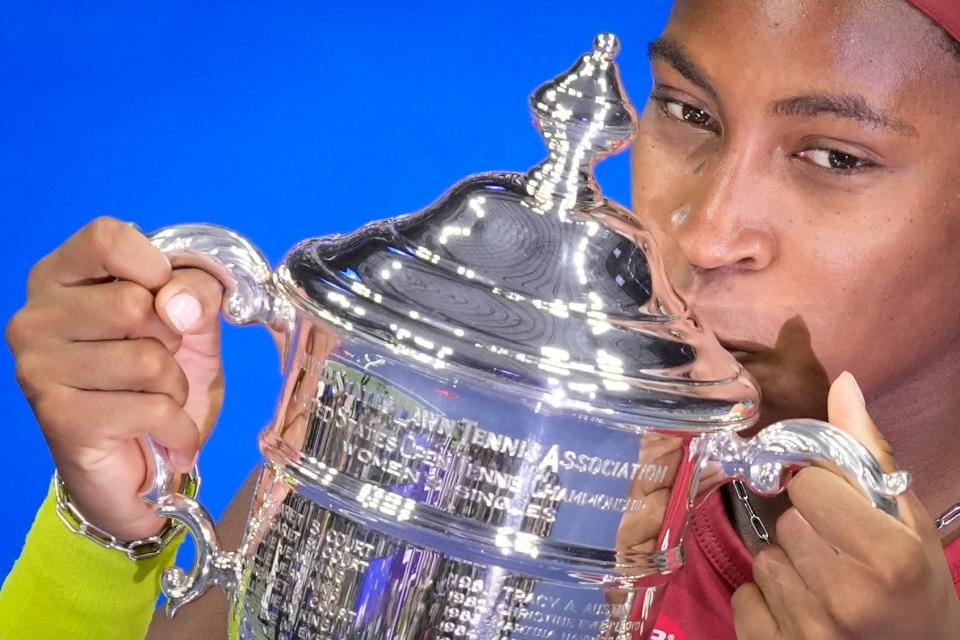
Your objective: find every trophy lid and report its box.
[276,34,760,433]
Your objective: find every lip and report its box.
[717,337,757,353]
[716,337,766,362]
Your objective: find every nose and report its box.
[672,149,776,273]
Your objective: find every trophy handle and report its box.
[142,439,241,617]
[703,418,912,519]
[140,223,294,616]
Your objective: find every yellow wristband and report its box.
[0,480,183,640]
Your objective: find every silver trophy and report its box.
[142,34,911,640]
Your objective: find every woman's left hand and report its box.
[732,372,960,639]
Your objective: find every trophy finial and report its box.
[525,33,638,213]
[593,33,620,57]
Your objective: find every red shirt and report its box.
[651,492,960,640]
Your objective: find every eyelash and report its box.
[652,95,878,175]
[795,148,876,174]
[653,95,718,133]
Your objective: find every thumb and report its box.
[154,268,225,456]
[827,371,932,534]
[155,268,224,339]
[827,370,897,474]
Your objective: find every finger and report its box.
[617,435,685,551]
[54,339,189,406]
[635,436,684,495]
[615,488,669,553]
[41,388,200,472]
[154,267,224,337]
[774,505,868,599]
[827,371,896,473]
[751,546,833,639]
[155,269,225,442]
[731,583,779,640]
[823,371,932,536]
[30,217,171,293]
[787,466,933,565]
[33,280,180,349]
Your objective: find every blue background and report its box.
[0,2,672,580]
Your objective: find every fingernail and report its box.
[843,371,865,407]
[165,292,201,333]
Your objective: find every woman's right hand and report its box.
[6,216,225,542]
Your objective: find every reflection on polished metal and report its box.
[141,34,911,640]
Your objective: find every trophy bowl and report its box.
[141,34,910,640]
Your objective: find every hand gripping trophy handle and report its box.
[140,223,292,617]
[704,418,912,519]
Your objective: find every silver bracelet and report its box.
[53,467,200,561]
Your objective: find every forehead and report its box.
[662,0,956,122]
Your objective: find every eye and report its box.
[660,98,717,131]
[798,148,874,172]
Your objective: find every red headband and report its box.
[905,0,960,43]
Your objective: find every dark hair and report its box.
[928,18,960,60]
[949,31,960,60]
[914,5,960,61]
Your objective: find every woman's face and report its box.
[631,0,960,425]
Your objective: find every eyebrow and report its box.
[648,36,918,138]
[773,94,917,136]
[647,37,718,100]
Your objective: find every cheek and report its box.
[630,124,705,267]
[630,117,701,226]
[790,216,960,393]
